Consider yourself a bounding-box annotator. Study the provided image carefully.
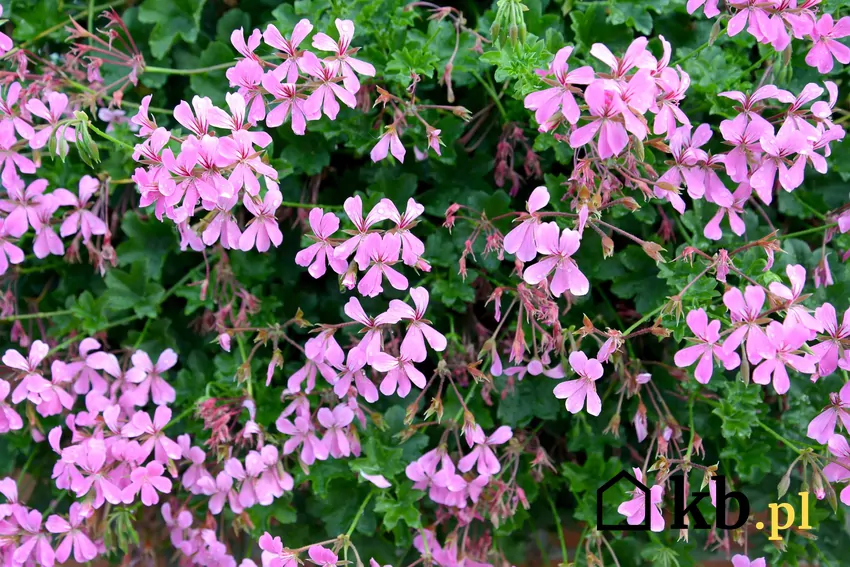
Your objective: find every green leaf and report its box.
[374,483,424,530]
[138,0,208,59]
[116,211,177,281]
[104,263,165,318]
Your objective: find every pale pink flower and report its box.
[380,197,425,266]
[5,340,51,404]
[806,14,850,73]
[590,37,655,80]
[569,81,643,158]
[722,286,771,364]
[704,181,750,241]
[361,473,392,488]
[370,126,405,163]
[768,264,823,333]
[219,129,277,196]
[522,222,588,297]
[753,320,816,394]
[553,351,604,416]
[121,406,183,463]
[750,121,808,203]
[260,533,297,567]
[26,92,76,150]
[12,508,55,567]
[718,85,784,134]
[130,95,157,137]
[458,425,512,475]
[0,176,47,237]
[617,468,665,532]
[173,96,230,138]
[46,503,98,564]
[333,348,379,403]
[731,555,767,567]
[276,415,328,465]
[52,176,107,242]
[356,233,409,297]
[301,52,356,120]
[32,197,64,260]
[673,309,740,384]
[318,405,354,458]
[264,20,314,83]
[812,303,850,376]
[386,287,447,362]
[524,46,594,128]
[726,0,776,44]
[123,461,172,506]
[0,219,24,275]
[295,208,347,277]
[687,0,720,18]
[124,349,177,406]
[231,28,263,63]
[262,73,317,135]
[311,19,375,93]
[0,380,22,433]
[824,434,850,505]
[807,382,850,443]
[370,353,426,398]
[503,185,549,262]
[239,189,283,252]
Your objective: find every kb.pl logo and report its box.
[597,470,812,540]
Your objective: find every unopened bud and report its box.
[642,241,667,263]
[601,235,615,258]
[404,403,418,426]
[622,197,640,211]
[424,396,444,423]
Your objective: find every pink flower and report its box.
[687,0,720,18]
[807,382,850,444]
[264,20,314,83]
[356,233,409,297]
[52,176,107,242]
[768,264,822,333]
[731,555,767,567]
[386,287,447,362]
[262,73,317,135]
[231,27,263,63]
[239,189,283,252]
[458,425,512,475]
[522,222,588,297]
[0,176,47,237]
[123,461,172,506]
[824,434,850,505]
[524,46,595,128]
[344,297,384,363]
[753,320,816,394]
[361,472,392,488]
[371,353,426,398]
[333,195,389,263]
[503,185,549,262]
[333,349,379,402]
[722,286,771,364]
[569,81,643,158]
[553,351,604,416]
[750,121,808,203]
[307,546,338,567]
[318,405,355,458]
[12,508,55,567]
[311,19,375,93]
[719,114,771,183]
[276,415,328,465]
[0,380,22,433]
[259,533,297,567]
[26,92,76,150]
[718,85,784,134]
[673,309,740,384]
[121,406,183,463]
[704,181,750,241]
[589,37,655,80]
[173,95,230,138]
[130,95,157,137]
[805,14,850,73]
[812,303,850,376]
[4,340,51,404]
[125,349,177,406]
[370,126,405,163]
[617,468,665,532]
[0,7,12,56]
[726,0,776,44]
[46,503,98,564]
[32,197,65,260]
[219,129,277,196]
[0,219,24,275]
[301,52,356,120]
[380,197,425,266]
[295,208,347,277]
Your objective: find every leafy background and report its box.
[2,0,850,565]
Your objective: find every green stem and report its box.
[793,193,827,221]
[87,0,96,45]
[280,201,343,211]
[165,401,199,430]
[237,334,252,398]
[779,222,837,240]
[674,26,726,66]
[16,451,37,484]
[471,71,507,121]
[623,303,664,335]
[544,486,568,565]
[345,489,376,538]
[88,122,134,151]
[1,309,73,323]
[144,62,234,76]
[451,381,479,423]
[684,394,696,461]
[756,420,805,454]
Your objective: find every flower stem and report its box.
[144,62,234,76]
[780,222,837,240]
[345,489,376,539]
[88,122,134,152]
[544,485,568,565]
[470,71,507,121]
[0,309,73,323]
[280,201,343,211]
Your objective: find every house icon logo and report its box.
[596,469,651,531]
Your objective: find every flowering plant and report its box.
[1,0,850,566]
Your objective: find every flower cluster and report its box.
[130,18,374,251]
